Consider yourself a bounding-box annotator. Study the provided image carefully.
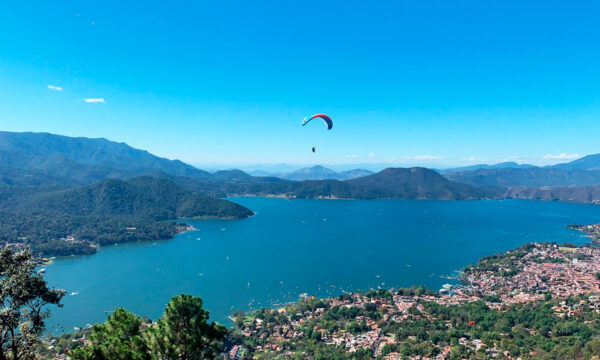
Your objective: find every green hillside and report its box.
[0,176,253,256]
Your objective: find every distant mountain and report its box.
[552,154,600,170]
[181,167,499,200]
[0,131,211,185]
[441,162,534,174]
[247,170,275,177]
[505,185,600,204]
[0,176,253,256]
[212,169,255,181]
[277,165,373,181]
[338,169,374,179]
[211,169,283,183]
[441,155,600,188]
[444,167,600,188]
[280,166,341,180]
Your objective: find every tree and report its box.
[145,294,226,360]
[233,310,245,329]
[0,248,64,360]
[69,308,150,360]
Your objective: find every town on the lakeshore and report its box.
[227,229,600,360]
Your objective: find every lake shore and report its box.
[43,198,600,335]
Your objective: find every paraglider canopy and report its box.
[302,114,333,130]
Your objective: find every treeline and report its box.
[39,295,226,360]
[0,176,253,256]
[0,213,185,256]
[59,295,225,360]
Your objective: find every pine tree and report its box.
[0,248,64,360]
[145,294,226,360]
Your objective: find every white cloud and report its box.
[47,85,63,91]
[368,153,375,157]
[402,155,444,161]
[84,98,106,103]
[344,154,359,159]
[542,153,581,160]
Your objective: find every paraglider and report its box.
[302,114,333,130]
[302,114,332,153]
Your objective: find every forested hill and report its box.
[0,176,253,256]
[344,167,496,199]
[504,185,600,204]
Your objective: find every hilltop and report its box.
[345,167,496,200]
[552,153,600,170]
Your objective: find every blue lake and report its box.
[44,198,600,333]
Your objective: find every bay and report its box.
[44,198,600,333]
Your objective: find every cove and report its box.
[44,198,600,333]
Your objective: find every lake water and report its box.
[44,198,600,333]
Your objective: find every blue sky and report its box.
[1,1,599,168]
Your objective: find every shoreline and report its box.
[45,239,600,358]
[227,194,503,201]
[38,214,251,260]
[567,223,600,244]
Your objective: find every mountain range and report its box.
[2,131,600,204]
[445,167,600,188]
[439,162,535,173]
[443,154,600,188]
[246,165,373,181]
[0,132,498,201]
[0,131,212,186]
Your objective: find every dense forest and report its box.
[0,176,253,256]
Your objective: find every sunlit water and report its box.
[44,198,600,333]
